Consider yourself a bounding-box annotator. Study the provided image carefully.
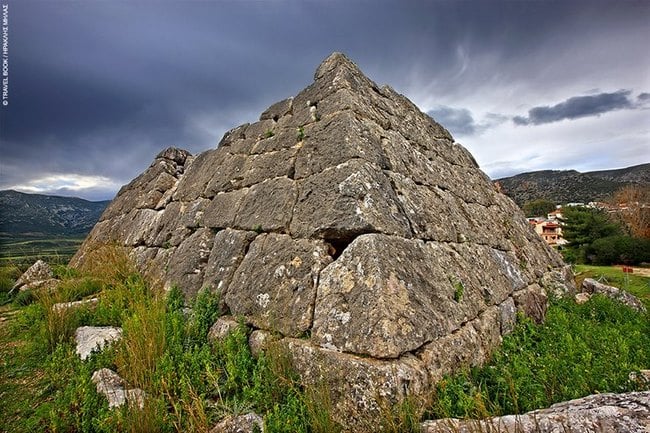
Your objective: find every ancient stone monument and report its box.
[72,53,574,430]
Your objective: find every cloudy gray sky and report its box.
[1,0,648,201]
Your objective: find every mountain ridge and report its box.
[496,163,650,206]
[0,189,110,236]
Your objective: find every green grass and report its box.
[0,235,86,266]
[0,254,340,433]
[430,295,649,419]
[574,264,650,309]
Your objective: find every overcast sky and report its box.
[1,0,648,201]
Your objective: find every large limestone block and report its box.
[582,278,646,312]
[172,149,224,201]
[314,234,453,358]
[226,234,332,336]
[313,235,529,359]
[201,228,258,302]
[203,152,248,197]
[418,305,503,382]
[294,111,387,179]
[282,338,430,432]
[165,228,215,297]
[291,160,411,239]
[233,177,297,233]
[91,368,145,409]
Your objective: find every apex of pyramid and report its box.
[314,52,362,80]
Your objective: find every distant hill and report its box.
[0,190,110,236]
[496,163,650,207]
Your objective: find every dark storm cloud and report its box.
[427,107,508,137]
[427,106,477,136]
[0,0,648,199]
[513,90,635,125]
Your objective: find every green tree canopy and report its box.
[522,199,556,217]
[560,206,624,263]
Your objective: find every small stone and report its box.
[209,412,264,433]
[574,292,592,304]
[248,329,277,358]
[207,316,240,344]
[91,368,145,409]
[628,369,650,386]
[75,326,123,360]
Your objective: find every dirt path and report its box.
[631,267,650,277]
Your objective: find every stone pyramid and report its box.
[72,53,574,430]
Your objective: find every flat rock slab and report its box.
[581,278,647,312]
[75,326,123,360]
[91,368,144,409]
[421,391,650,433]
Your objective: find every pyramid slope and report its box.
[72,53,574,430]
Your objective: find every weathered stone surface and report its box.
[260,97,293,121]
[293,111,387,179]
[91,368,145,409]
[233,177,297,233]
[421,391,650,433]
[165,228,215,297]
[207,316,240,344]
[209,412,264,433]
[226,234,331,336]
[101,148,190,221]
[11,259,54,293]
[201,228,258,302]
[418,305,503,382]
[75,326,122,360]
[575,292,592,304]
[513,283,548,324]
[581,278,647,312]
[313,236,534,358]
[248,329,277,358]
[541,265,577,298]
[291,160,411,239]
[71,52,575,432]
[282,338,430,432]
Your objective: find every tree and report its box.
[560,207,623,263]
[522,199,556,217]
[611,185,650,239]
[590,235,650,265]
